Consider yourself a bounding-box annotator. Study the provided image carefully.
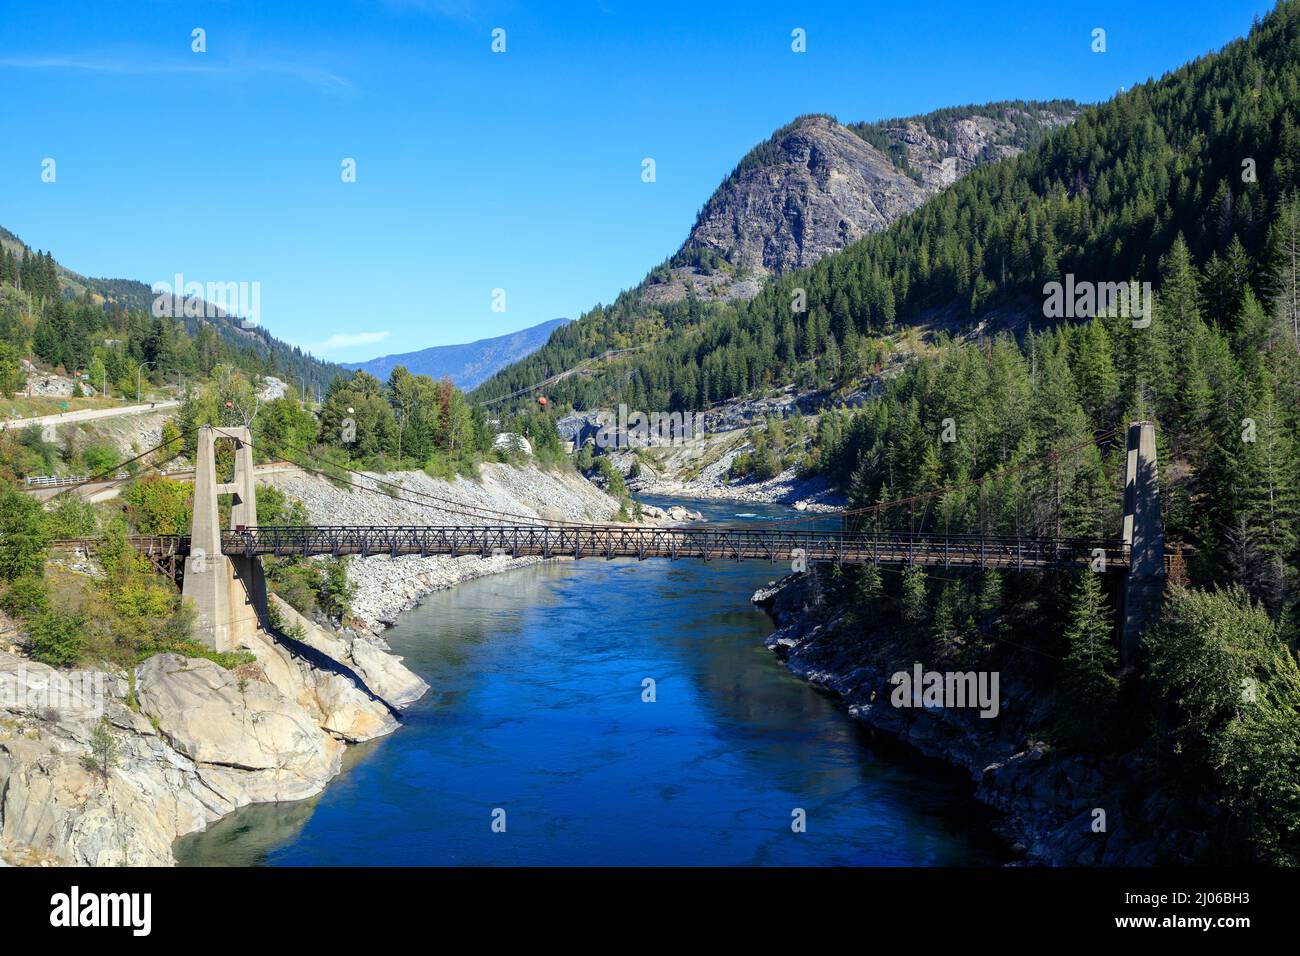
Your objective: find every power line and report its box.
[211,427,568,527]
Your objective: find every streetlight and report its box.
[137,361,156,403]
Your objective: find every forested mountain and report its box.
[345,317,569,389]
[0,225,343,390]
[469,101,1077,399]
[478,4,1299,419]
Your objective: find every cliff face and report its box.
[0,600,427,866]
[689,116,929,278]
[642,104,1076,306]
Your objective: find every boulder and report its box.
[267,594,428,711]
[135,654,343,804]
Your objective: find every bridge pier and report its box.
[182,425,266,652]
[1119,421,1165,663]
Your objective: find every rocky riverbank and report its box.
[611,440,844,511]
[0,596,426,866]
[752,572,1208,866]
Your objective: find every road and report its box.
[0,400,181,433]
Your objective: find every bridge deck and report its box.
[54,525,1134,572]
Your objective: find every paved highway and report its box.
[1,400,181,432]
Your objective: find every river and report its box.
[175,498,1006,866]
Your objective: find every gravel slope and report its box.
[262,463,622,631]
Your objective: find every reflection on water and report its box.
[176,498,1006,866]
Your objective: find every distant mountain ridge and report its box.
[344,317,570,388]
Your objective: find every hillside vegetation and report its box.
[0,226,341,395]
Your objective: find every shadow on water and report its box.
[175,739,384,866]
[176,498,1011,866]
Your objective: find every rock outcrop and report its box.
[687,116,929,278]
[0,599,428,866]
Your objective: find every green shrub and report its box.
[1148,586,1300,865]
[0,481,51,579]
[121,475,192,535]
[1,575,49,617]
[46,496,97,538]
[79,444,120,477]
[82,720,118,782]
[27,606,86,667]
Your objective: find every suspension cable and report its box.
[211,426,569,526]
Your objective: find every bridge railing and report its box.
[217,524,1130,571]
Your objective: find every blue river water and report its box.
[175,498,1005,866]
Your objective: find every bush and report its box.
[121,475,192,535]
[1148,586,1300,865]
[595,456,627,498]
[27,606,87,667]
[17,425,59,474]
[1,575,49,617]
[257,483,308,527]
[0,481,51,579]
[79,444,120,477]
[46,496,97,538]
[82,720,118,782]
[317,557,356,622]
[900,566,928,625]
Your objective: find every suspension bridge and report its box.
[47,420,1167,662]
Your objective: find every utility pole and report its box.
[137,361,156,403]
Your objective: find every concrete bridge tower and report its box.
[183,425,267,652]
[1119,420,1165,662]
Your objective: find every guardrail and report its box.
[24,473,129,488]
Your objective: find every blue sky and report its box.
[0,0,1275,361]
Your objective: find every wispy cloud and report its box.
[313,331,390,353]
[379,0,515,22]
[0,53,352,92]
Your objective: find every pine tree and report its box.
[900,565,928,626]
[1060,572,1118,745]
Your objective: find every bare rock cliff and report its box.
[643,103,1076,305]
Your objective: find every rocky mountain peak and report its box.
[641,101,1077,306]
